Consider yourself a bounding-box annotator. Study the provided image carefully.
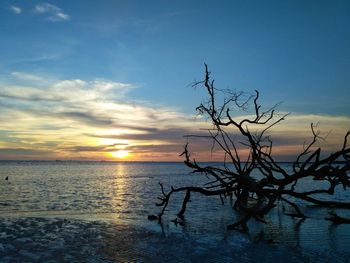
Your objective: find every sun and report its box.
[110,150,130,159]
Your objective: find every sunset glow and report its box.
[0,1,349,162]
[1,2,350,262]
[110,150,130,159]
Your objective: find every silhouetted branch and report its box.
[325,212,350,224]
[154,65,350,231]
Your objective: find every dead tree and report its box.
[155,64,350,230]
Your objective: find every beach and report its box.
[1,161,350,262]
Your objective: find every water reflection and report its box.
[110,163,133,219]
[0,161,350,260]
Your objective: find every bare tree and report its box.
[153,65,350,230]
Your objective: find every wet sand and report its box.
[1,216,348,262]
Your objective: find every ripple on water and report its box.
[0,161,350,262]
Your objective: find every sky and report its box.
[0,0,349,161]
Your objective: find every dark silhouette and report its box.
[5,176,8,181]
[147,215,158,221]
[153,65,350,231]
[326,212,350,224]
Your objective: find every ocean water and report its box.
[0,161,349,262]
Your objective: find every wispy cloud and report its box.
[9,5,22,14]
[0,72,348,161]
[0,73,198,160]
[0,148,53,160]
[34,3,70,22]
[56,111,114,127]
[90,127,204,142]
[62,143,128,153]
[0,75,132,103]
[11,71,46,83]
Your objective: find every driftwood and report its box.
[153,65,350,230]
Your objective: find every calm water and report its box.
[0,161,232,223]
[0,161,350,262]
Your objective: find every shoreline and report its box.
[1,215,350,262]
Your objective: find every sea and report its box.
[0,160,349,262]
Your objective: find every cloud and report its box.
[0,73,197,160]
[34,3,70,22]
[0,77,132,103]
[61,143,128,153]
[0,85,63,102]
[127,144,182,153]
[0,148,53,160]
[89,127,206,141]
[0,71,348,161]
[57,111,114,127]
[10,5,22,14]
[11,72,46,83]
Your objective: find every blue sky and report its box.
[0,0,349,160]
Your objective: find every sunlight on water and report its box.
[0,161,349,262]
